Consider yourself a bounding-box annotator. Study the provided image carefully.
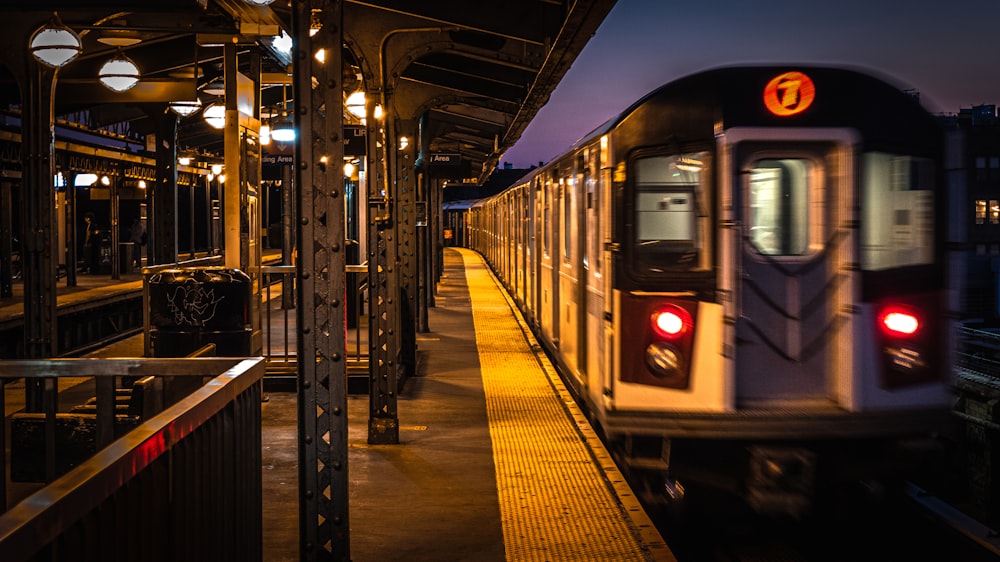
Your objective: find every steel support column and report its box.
[395,118,418,369]
[149,112,179,266]
[21,55,58,379]
[293,1,349,559]
[367,89,400,444]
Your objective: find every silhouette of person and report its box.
[128,218,145,270]
[83,212,99,274]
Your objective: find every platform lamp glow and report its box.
[270,115,295,142]
[99,51,140,92]
[29,13,82,68]
[346,91,366,119]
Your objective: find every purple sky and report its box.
[500,0,1000,169]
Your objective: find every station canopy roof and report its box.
[0,0,616,182]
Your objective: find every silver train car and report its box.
[467,65,959,516]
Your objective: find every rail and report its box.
[0,356,265,561]
[258,262,369,391]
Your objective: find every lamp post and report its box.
[21,13,81,418]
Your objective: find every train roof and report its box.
[481,64,942,207]
[563,63,939,154]
[443,199,481,211]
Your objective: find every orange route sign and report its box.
[763,71,815,116]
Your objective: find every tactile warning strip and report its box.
[458,249,675,562]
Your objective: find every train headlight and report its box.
[646,342,682,378]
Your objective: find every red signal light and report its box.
[879,306,920,337]
[651,304,692,339]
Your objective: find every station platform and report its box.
[259,247,673,561]
[18,248,673,561]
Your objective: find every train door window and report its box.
[543,179,551,255]
[748,158,811,256]
[562,173,572,262]
[860,152,934,270]
[630,151,709,274]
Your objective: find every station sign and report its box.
[429,152,470,179]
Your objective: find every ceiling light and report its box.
[96,30,142,47]
[29,13,82,68]
[203,103,226,128]
[99,52,140,92]
[270,122,295,142]
[346,91,366,119]
[244,0,275,5]
[169,99,202,117]
[202,79,225,96]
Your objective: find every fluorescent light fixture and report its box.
[75,173,98,186]
[270,125,295,143]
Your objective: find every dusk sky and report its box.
[500,0,1000,169]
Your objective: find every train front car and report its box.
[600,66,957,517]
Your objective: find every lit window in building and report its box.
[991,199,999,224]
[976,199,987,225]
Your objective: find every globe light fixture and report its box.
[99,52,141,92]
[29,13,82,68]
[203,103,226,129]
[346,91,366,119]
[169,99,202,117]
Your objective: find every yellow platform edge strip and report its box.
[456,248,675,562]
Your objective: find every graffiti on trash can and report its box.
[166,284,226,326]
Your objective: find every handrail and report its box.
[0,357,265,561]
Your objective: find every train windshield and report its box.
[860,152,935,271]
[630,152,710,274]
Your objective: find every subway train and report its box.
[466,65,960,517]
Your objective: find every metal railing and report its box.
[259,263,369,388]
[0,356,265,561]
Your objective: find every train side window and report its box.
[748,158,810,256]
[860,152,934,270]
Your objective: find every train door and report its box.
[530,178,541,328]
[539,174,558,347]
[583,145,604,395]
[558,160,583,380]
[727,130,855,405]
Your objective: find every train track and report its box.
[0,287,144,359]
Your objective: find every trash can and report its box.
[147,267,252,357]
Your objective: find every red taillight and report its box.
[879,306,920,337]
[651,304,692,339]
